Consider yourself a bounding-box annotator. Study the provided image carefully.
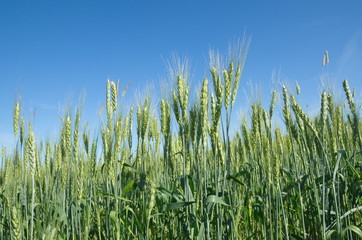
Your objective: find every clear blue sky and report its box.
[1,0,362,149]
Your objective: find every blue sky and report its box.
[1,0,362,149]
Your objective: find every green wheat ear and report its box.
[127,106,134,149]
[111,81,118,112]
[291,94,319,137]
[137,104,142,138]
[282,85,291,127]
[200,78,209,149]
[269,90,277,119]
[343,79,356,114]
[45,141,51,172]
[1,147,5,160]
[106,80,112,115]
[160,99,171,138]
[296,81,301,95]
[343,79,362,148]
[20,116,25,146]
[172,91,181,126]
[320,90,328,130]
[63,116,72,154]
[27,127,36,175]
[82,130,89,155]
[13,102,20,137]
[11,206,20,240]
[223,60,233,110]
[141,98,150,141]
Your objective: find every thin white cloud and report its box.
[336,33,360,79]
[37,103,57,110]
[298,17,336,29]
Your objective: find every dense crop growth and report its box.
[1,43,362,239]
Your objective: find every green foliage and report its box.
[1,47,362,240]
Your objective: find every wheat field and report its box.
[1,43,362,239]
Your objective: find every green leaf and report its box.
[342,225,362,238]
[188,175,195,193]
[137,173,147,190]
[110,210,118,225]
[166,201,195,211]
[325,229,336,239]
[234,170,250,177]
[158,187,172,196]
[290,234,304,240]
[98,192,132,203]
[205,195,229,206]
[346,159,360,179]
[282,168,294,182]
[226,174,246,186]
[122,162,136,171]
[121,179,135,197]
[299,174,309,190]
[197,221,205,240]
